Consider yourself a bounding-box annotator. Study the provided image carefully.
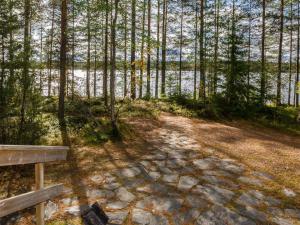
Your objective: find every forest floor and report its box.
[3,108,300,225]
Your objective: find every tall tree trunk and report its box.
[19,0,31,139]
[261,0,266,105]
[277,0,284,106]
[199,0,205,101]
[146,0,151,98]
[0,36,5,106]
[161,0,168,96]
[179,0,183,95]
[139,0,146,98]
[296,0,300,107]
[86,0,91,99]
[58,0,68,122]
[193,3,198,100]
[213,0,219,95]
[71,1,75,100]
[110,0,120,131]
[39,23,43,91]
[124,4,128,97]
[247,0,251,103]
[48,0,55,97]
[103,0,109,105]
[130,0,136,99]
[288,2,293,106]
[155,0,160,98]
[94,37,97,97]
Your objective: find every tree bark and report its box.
[179,0,183,95]
[261,0,266,105]
[130,0,136,99]
[48,0,55,97]
[199,0,205,101]
[139,0,146,98]
[155,0,160,98]
[193,2,198,100]
[276,0,284,106]
[58,0,68,122]
[103,0,109,105]
[86,0,91,99]
[146,0,151,98]
[19,0,31,138]
[161,0,168,96]
[288,2,293,106]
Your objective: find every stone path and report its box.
[55,115,300,225]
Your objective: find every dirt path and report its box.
[13,113,300,225]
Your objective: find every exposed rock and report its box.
[193,158,214,170]
[193,184,235,205]
[106,201,128,210]
[238,177,263,187]
[178,176,198,190]
[284,208,300,219]
[132,208,168,225]
[45,201,58,220]
[185,195,209,210]
[90,174,105,183]
[148,171,161,180]
[283,188,296,197]
[237,205,268,222]
[116,187,135,202]
[120,167,141,178]
[107,210,129,224]
[272,216,293,225]
[235,191,262,207]
[196,205,255,225]
[65,205,81,216]
[162,174,178,183]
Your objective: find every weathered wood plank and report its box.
[35,163,45,225]
[0,145,68,166]
[0,184,63,217]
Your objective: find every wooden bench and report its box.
[0,145,69,225]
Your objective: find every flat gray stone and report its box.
[90,174,105,183]
[236,192,262,207]
[253,171,274,181]
[193,158,214,170]
[136,196,183,213]
[132,208,168,225]
[103,182,121,190]
[60,197,78,206]
[45,201,58,220]
[238,177,263,186]
[178,176,198,190]
[106,201,128,210]
[283,188,296,197]
[120,167,141,178]
[65,205,81,216]
[203,170,233,178]
[148,171,161,180]
[162,174,178,183]
[107,210,128,224]
[196,205,255,225]
[136,183,168,194]
[237,205,268,222]
[284,208,300,219]
[272,217,293,225]
[185,195,209,210]
[218,161,244,174]
[193,184,235,205]
[87,189,114,199]
[116,187,135,202]
[173,208,201,225]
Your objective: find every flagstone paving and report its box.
[56,117,300,225]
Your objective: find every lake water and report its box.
[39,69,298,105]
